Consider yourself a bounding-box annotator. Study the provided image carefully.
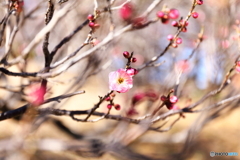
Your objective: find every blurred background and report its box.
[0,0,240,159]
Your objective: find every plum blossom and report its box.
[109,69,133,93]
[28,85,46,106]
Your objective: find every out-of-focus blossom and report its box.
[109,69,133,93]
[28,85,46,106]
[176,60,190,73]
[132,93,145,105]
[126,108,138,116]
[221,40,230,49]
[169,9,179,19]
[119,3,133,20]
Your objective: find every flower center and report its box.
[118,77,124,84]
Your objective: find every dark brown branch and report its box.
[0,90,85,121]
[42,0,55,67]
[0,67,38,77]
[84,90,114,121]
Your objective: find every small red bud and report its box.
[87,14,94,21]
[114,104,121,110]
[169,96,178,103]
[105,97,111,101]
[169,9,179,19]
[180,20,189,26]
[157,11,165,18]
[167,35,174,41]
[176,37,182,44]
[181,27,187,32]
[107,104,112,109]
[196,0,203,5]
[111,93,116,97]
[119,3,133,20]
[126,68,138,76]
[171,21,178,27]
[123,51,130,58]
[131,57,137,63]
[89,22,95,28]
[160,95,168,101]
[192,12,199,19]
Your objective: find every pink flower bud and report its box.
[131,57,137,63]
[123,51,130,58]
[181,27,187,32]
[107,104,113,109]
[157,11,165,18]
[105,97,111,101]
[114,104,121,110]
[169,9,179,19]
[180,20,189,26]
[119,3,133,20]
[160,95,168,101]
[192,12,199,19]
[167,35,174,41]
[169,96,178,103]
[89,22,100,28]
[176,37,182,44]
[89,22,95,28]
[87,14,94,21]
[196,0,203,5]
[171,21,178,27]
[126,68,138,76]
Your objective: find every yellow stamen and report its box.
[118,77,124,84]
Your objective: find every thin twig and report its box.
[7,1,76,66]
[150,114,181,132]
[137,0,198,71]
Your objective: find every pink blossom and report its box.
[109,69,133,93]
[132,93,145,105]
[29,85,46,106]
[119,3,133,20]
